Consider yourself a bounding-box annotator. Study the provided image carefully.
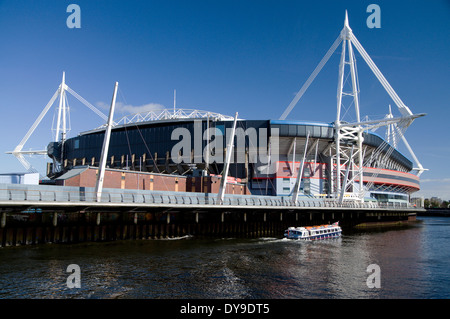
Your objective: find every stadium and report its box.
[13,13,425,207]
[45,107,421,206]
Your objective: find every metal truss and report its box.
[6,72,108,174]
[109,108,236,128]
[279,11,426,202]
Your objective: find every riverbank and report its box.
[417,209,450,217]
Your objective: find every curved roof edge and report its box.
[270,120,333,127]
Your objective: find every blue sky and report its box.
[0,0,448,199]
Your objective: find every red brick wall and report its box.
[60,167,250,194]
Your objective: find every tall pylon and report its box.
[6,72,109,174]
[279,11,426,202]
[334,10,364,202]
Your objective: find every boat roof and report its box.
[288,224,340,230]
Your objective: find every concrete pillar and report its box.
[96,213,101,226]
[1,212,6,228]
[53,212,58,227]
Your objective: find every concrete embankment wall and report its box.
[417,209,450,217]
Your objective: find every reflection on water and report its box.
[0,217,449,299]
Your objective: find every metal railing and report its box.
[0,183,416,210]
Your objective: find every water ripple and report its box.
[0,218,448,298]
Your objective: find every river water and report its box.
[0,216,449,299]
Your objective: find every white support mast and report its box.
[217,112,238,204]
[279,36,343,120]
[293,132,310,202]
[338,145,354,204]
[95,82,119,202]
[380,105,426,176]
[55,72,66,142]
[278,10,426,202]
[334,11,365,202]
[173,89,176,114]
[7,72,110,174]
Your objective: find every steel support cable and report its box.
[279,35,343,120]
[238,120,277,196]
[116,88,135,171]
[117,88,171,190]
[113,88,135,174]
[128,124,172,191]
[134,125,161,173]
[64,93,72,133]
[65,86,109,122]
[362,123,408,196]
[339,42,361,124]
[220,120,278,196]
[339,71,356,122]
[395,123,424,175]
[14,89,60,152]
[337,35,414,200]
[116,87,159,177]
[350,36,413,117]
[345,124,404,198]
[122,122,134,166]
[13,154,35,173]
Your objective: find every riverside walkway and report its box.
[0,183,422,246]
[0,183,418,212]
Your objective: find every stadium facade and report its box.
[46,111,420,205]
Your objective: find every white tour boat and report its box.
[284,222,342,240]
